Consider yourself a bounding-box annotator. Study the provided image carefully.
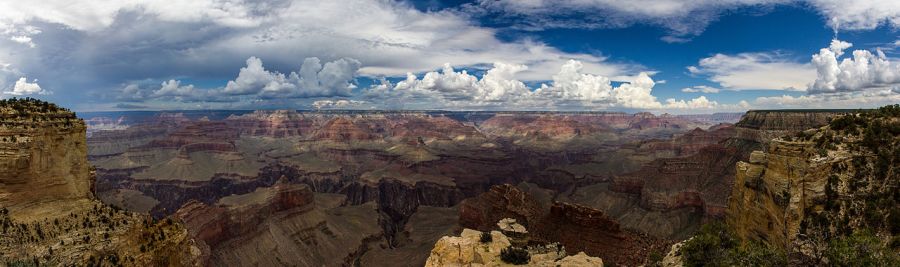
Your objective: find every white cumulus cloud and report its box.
[809,39,900,93]
[366,60,719,110]
[5,77,46,95]
[681,85,721,93]
[808,0,900,31]
[689,52,816,91]
[749,38,900,109]
[223,56,361,98]
[312,99,367,109]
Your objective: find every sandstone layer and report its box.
[425,228,604,267]
[0,99,201,266]
[176,180,383,266]
[0,102,91,220]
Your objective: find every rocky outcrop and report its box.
[614,145,742,217]
[314,117,380,141]
[424,228,604,267]
[733,110,844,145]
[0,101,91,219]
[637,125,736,157]
[459,184,546,231]
[480,115,611,139]
[176,181,315,253]
[459,184,663,266]
[0,99,201,266]
[387,115,483,141]
[722,106,900,265]
[225,110,313,137]
[533,202,660,266]
[726,141,822,249]
[88,126,171,158]
[175,180,383,266]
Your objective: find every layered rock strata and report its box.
[175,181,383,266]
[425,228,604,267]
[0,101,91,219]
[459,184,663,266]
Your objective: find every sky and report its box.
[0,0,899,113]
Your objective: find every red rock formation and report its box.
[458,184,665,266]
[179,142,235,154]
[733,110,844,145]
[532,202,657,266]
[388,115,482,140]
[314,117,379,141]
[458,184,545,231]
[225,110,314,137]
[175,182,315,252]
[610,145,741,216]
[480,114,610,138]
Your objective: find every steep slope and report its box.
[565,110,845,240]
[459,184,665,266]
[176,180,383,266]
[726,106,900,264]
[0,99,91,220]
[0,98,201,266]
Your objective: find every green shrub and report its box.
[826,229,900,266]
[480,231,492,243]
[500,246,530,265]
[681,222,786,267]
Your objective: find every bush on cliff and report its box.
[826,229,899,266]
[500,246,529,265]
[480,231,492,243]
[681,222,786,267]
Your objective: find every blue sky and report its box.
[0,0,898,113]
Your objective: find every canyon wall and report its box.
[0,99,202,266]
[724,111,848,249]
[733,110,844,145]
[0,104,91,219]
[176,180,384,266]
[726,108,900,262]
[726,141,826,249]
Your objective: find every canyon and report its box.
[85,109,750,265]
[3,101,866,266]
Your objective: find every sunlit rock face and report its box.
[0,103,91,219]
[424,228,605,267]
[733,110,844,146]
[0,100,202,266]
[225,110,314,138]
[727,141,823,249]
[459,184,664,266]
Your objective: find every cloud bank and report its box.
[747,38,900,109]
[362,60,723,110]
[688,53,815,91]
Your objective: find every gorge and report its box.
[2,98,896,266]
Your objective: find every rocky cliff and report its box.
[176,180,384,266]
[425,228,604,266]
[0,98,201,266]
[225,110,313,137]
[726,142,821,249]
[733,110,845,146]
[726,106,900,264]
[0,98,91,220]
[459,184,665,266]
